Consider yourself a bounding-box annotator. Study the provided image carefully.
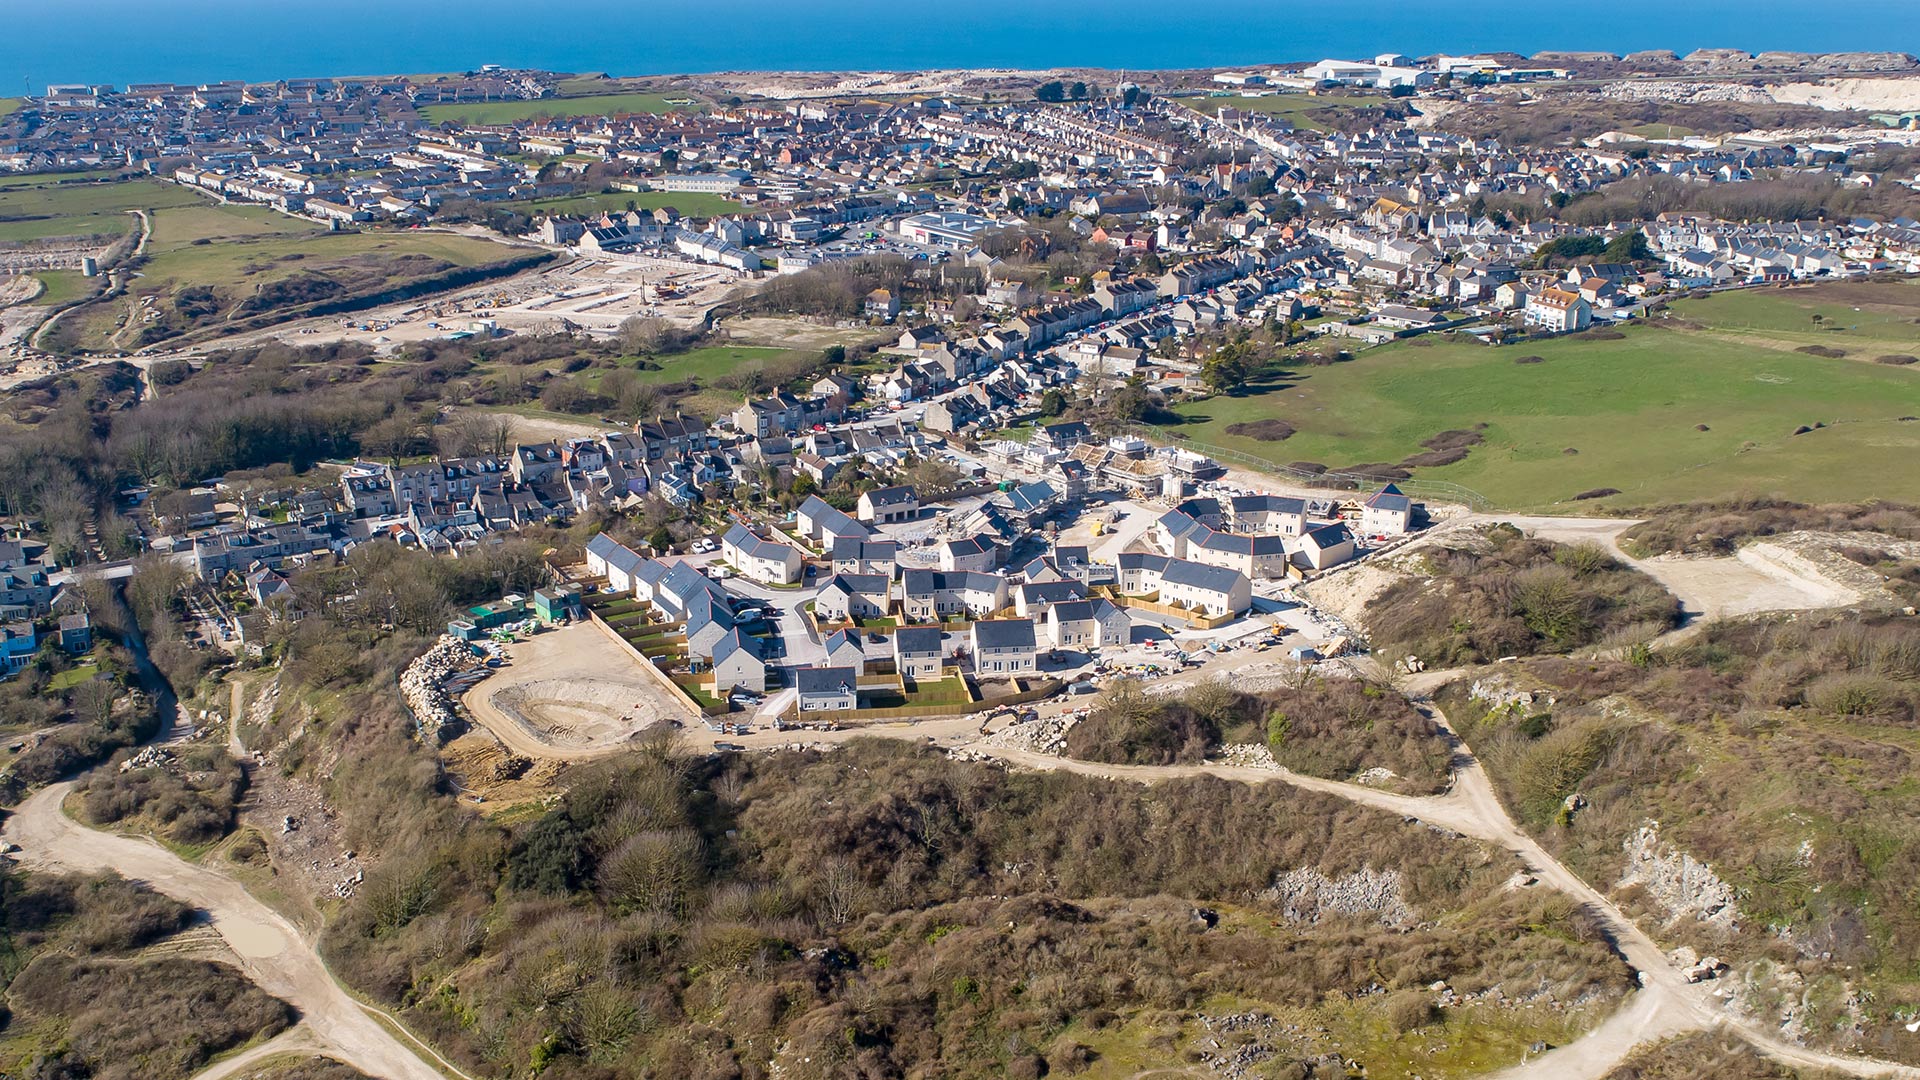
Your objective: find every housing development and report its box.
[3,35,1920,1080]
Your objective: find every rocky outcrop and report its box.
[1619,822,1741,932]
[401,636,485,743]
[1262,867,1416,929]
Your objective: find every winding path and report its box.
[2,783,462,1080]
[971,702,1920,1080]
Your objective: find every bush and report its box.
[1366,528,1679,665]
[1263,680,1452,794]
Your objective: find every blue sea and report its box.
[6,0,1919,93]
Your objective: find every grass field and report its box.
[0,98,22,119]
[145,203,322,251]
[1197,92,1381,130]
[58,208,526,351]
[0,177,201,243]
[1169,313,1920,511]
[419,92,701,125]
[512,190,743,218]
[0,169,126,189]
[29,269,91,306]
[1669,280,1920,354]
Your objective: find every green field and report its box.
[0,177,201,243]
[0,98,22,118]
[0,169,126,190]
[1169,315,1920,511]
[146,202,323,251]
[623,344,791,386]
[1198,92,1381,131]
[513,190,743,218]
[58,207,528,351]
[419,92,701,125]
[29,269,91,306]
[1670,280,1920,353]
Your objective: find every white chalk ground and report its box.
[463,621,696,760]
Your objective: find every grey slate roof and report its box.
[1160,558,1245,595]
[971,618,1036,650]
[795,666,858,695]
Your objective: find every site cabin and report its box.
[823,629,867,674]
[892,625,946,680]
[721,524,804,585]
[971,618,1039,676]
[857,484,920,524]
[710,628,767,694]
[796,666,859,712]
[532,586,582,625]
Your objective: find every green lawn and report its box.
[0,98,22,118]
[47,664,101,691]
[513,190,743,218]
[621,344,793,386]
[1198,92,1380,131]
[419,92,702,125]
[30,269,91,306]
[1168,319,1920,511]
[0,177,200,243]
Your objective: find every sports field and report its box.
[419,92,700,125]
[1169,310,1920,511]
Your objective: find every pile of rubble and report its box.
[1619,821,1742,933]
[1262,866,1418,929]
[119,745,174,772]
[1215,743,1281,771]
[1601,80,1774,104]
[400,635,485,742]
[978,713,1077,756]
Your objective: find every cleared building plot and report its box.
[462,621,695,759]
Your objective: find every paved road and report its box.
[2,784,461,1080]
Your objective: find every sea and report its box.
[6,0,1920,93]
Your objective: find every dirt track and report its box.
[1,783,463,1080]
[971,703,1920,1080]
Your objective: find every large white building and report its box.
[899,211,999,249]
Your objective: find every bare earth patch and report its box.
[462,621,695,759]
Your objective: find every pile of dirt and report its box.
[1400,427,1486,468]
[1225,418,1296,442]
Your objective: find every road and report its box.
[2,784,462,1080]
